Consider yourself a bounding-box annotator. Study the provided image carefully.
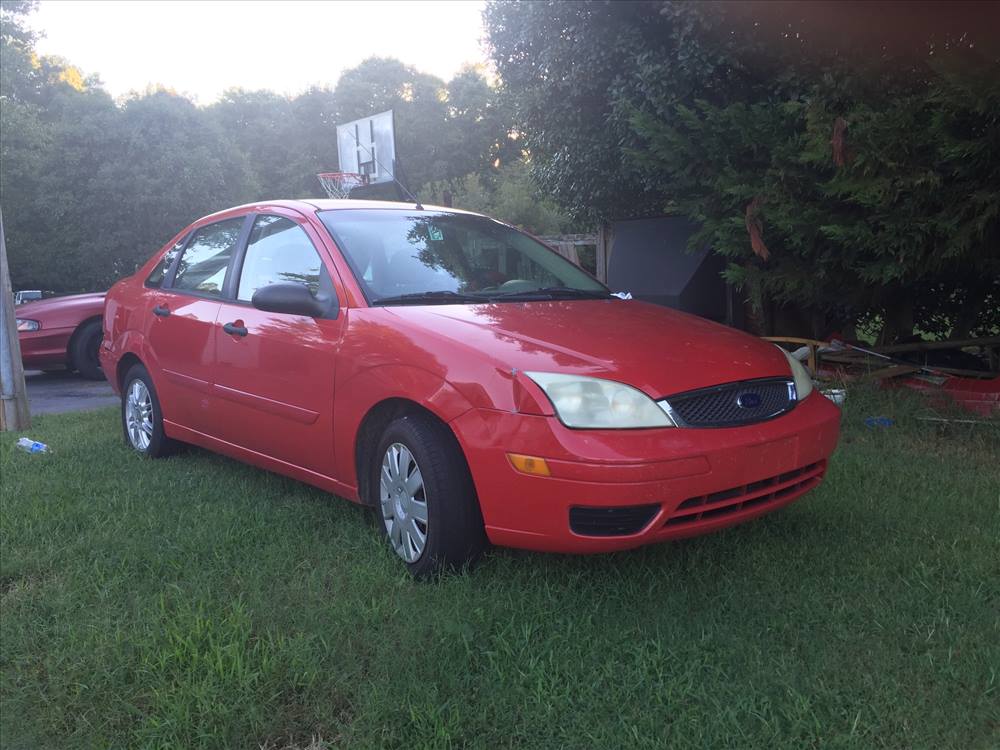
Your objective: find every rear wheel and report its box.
[372,413,486,578]
[69,319,104,380]
[121,364,177,458]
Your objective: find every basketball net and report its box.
[317,172,367,199]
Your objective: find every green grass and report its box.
[1,389,998,749]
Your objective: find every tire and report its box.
[371,412,486,578]
[121,364,178,458]
[69,319,104,380]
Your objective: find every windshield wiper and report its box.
[374,290,486,306]
[487,286,611,301]
[375,287,611,306]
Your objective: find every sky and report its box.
[28,0,489,104]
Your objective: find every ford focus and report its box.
[100,200,840,577]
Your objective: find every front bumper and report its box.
[18,327,74,369]
[450,391,841,553]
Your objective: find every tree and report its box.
[484,1,668,222]
[0,0,544,294]
[329,57,517,192]
[442,65,519,183]
[330,57,449,191]
[84,91,258,286]
[0,0,39,104]
[485,0,1000,339]
[207,61,516,201]
[427,161,572,236]
[210,89,309,197]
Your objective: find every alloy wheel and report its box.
[125,379,154,452]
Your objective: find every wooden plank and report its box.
[537,234,598,245]
[874,336,1000,354]
[915,365,997,379]
[861,364,922,382]
[554,242,580,265]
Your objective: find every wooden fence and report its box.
[538,228,611,282]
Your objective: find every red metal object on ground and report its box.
[901,375,1000,417]
[16,292,106,378]
[99,200,841,564]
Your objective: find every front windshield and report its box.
[318,209,608,304]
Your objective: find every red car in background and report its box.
[100,200,841,577]
[16,292,106,379]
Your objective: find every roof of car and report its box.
[202,199,480,220]
[300,199,477,214]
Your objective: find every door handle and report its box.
[152,305,170,317]
[222,322,248,337]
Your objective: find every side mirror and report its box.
[251,283,337,319]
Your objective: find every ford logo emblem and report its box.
[736,392,762,409]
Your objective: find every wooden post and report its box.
[0,209,31,431]
[595,221,612,283]
[555,242,580,265]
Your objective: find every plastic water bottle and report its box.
[15,437,49,454]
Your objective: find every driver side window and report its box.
[238,215,334,309]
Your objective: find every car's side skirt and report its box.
[163,419,360,503]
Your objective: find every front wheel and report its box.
[121,364,177,458]
[70,319,104,380]
[372,413,486,578]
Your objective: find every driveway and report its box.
[25,370,118,415]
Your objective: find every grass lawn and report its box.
[1,388,998,749]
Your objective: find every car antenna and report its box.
[346,129,424,211]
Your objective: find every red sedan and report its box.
[100,200,840,576]
[17,292,106,379]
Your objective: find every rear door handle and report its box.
[152,305,170,317]
[222,322,248,337]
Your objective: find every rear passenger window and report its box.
[144,235,186,288]
[171,218,244,296]
[237,215,330,302]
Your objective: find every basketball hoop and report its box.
[317,172,367,199]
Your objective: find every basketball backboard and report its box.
[336,110,396,185]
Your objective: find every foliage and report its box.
[425,161,574,236]
[484,0,668,222]
[485,1,1000,340]
[2,397,998,747]
[0,0,39,102]
[325,58,519,193]
[0,1,525,291]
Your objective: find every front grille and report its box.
[570,503,660,537]
[664,461,825,527]
[661,378,795,428]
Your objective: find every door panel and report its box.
[211,213,343,475]
[143,216,246,433]
[212,307,340,473]
[144,293,220,432]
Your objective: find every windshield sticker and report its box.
[427,226,444,241]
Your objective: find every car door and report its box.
[145,215,249,434]
[212,211,344,475]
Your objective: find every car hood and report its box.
[16,292,105,319]
[384,299,791,397]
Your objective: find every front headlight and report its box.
[777,347,814,400]
[524,372,674,429]
[16,319,40,332]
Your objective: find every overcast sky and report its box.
[28,0,489,103]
